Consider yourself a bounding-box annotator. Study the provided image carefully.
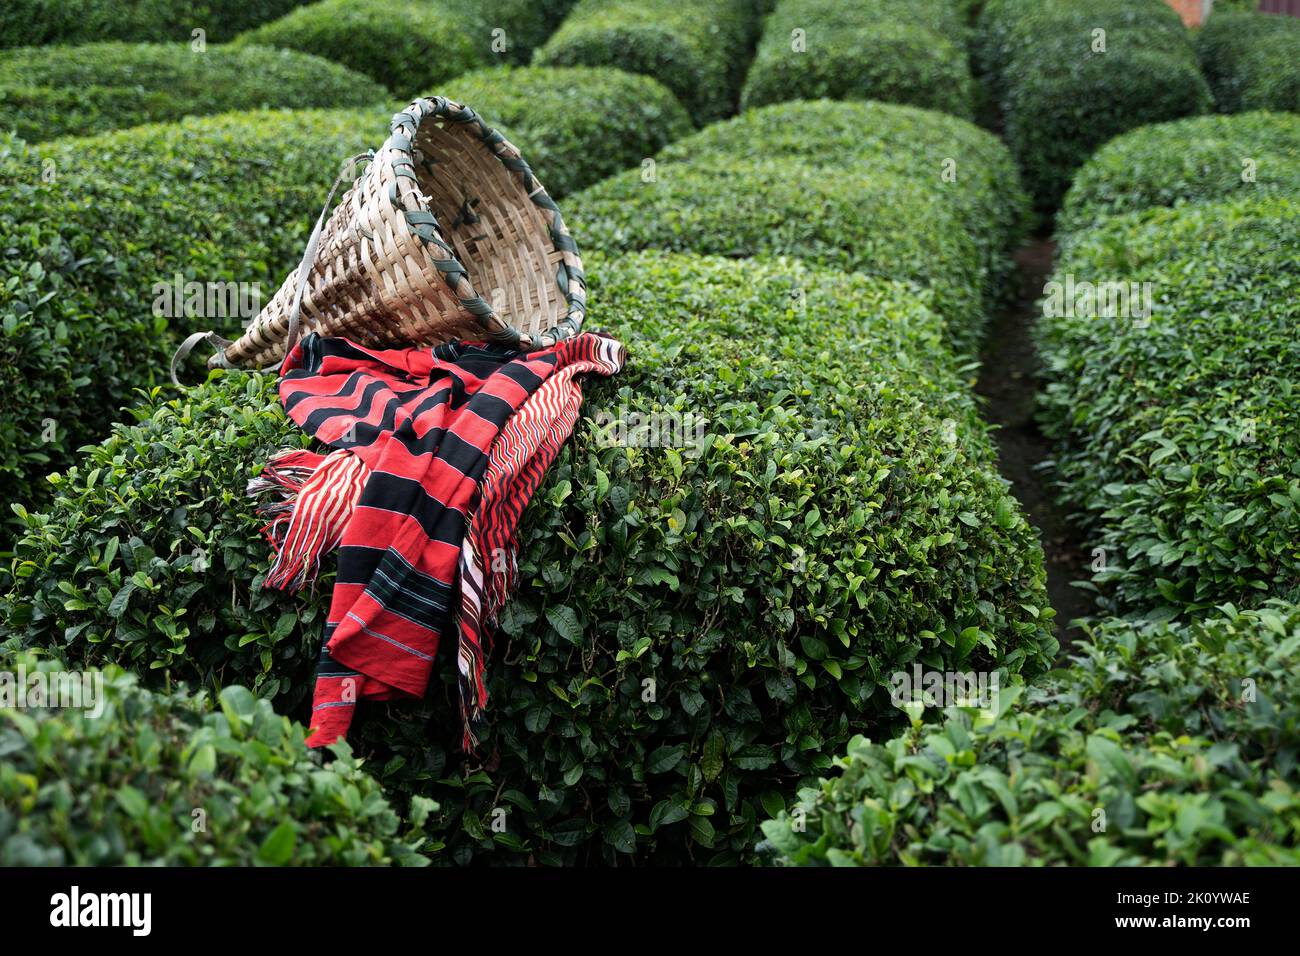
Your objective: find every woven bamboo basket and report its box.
[174,96,586,378]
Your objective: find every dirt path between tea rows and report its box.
[976,238,1092,651]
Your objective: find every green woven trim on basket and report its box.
[381,95,585,349]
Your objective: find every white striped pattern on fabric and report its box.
[265,449,369,590]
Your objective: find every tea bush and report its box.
[1197,11,1300,114]
[761,602,1300,865]
[232,0,485,95]
[571,158,980,350]
[3,252,1056,863]
[741,0,975,119]
[975,0,1212,213]
[0,111,375,510]
[1038,196,1300,618]
[0,0,305,48]
[656,100,1029,313]
[472,0,581,64]
[441,66,691,198]
[0,650,435,866]
[533,0,753,122]
[971,0,1182,103]
[568,101,1029,355]
[0,42,389,142]
[1059,111,1300,233]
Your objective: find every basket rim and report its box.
[387,96,586,351]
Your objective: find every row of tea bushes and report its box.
[1059,111,1300,233]
[973,0,1211,214]
[741,0,975,119]
[235,0,579,93]
[0,649,434,865]
[442,67,692,200]
[1196,11,1300,115]
[0,42,389,142]
[2,252,1058,863]
[761,601,1300,865]
[0,0,304,48]
[533,0,754,122]
[1037,195,1300,618]
[568,100,1029,356]
[231,0,484,94]
[0,74,690,509]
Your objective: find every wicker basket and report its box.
[177,96,586,378]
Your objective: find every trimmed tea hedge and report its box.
[0,42,389,142]
[0,0,305,48]
[3,252,1056,863]
[1197,11,1300,115]
[0,649,434,865]
[441,66,691,198]
[761,602,1300,866]
[741,0,975,119]
[473,0,581,64]
[569,100,1029,355]
[656,100,1029,315]
[0,111,376,510]
[974,0,1212,213]
[1038,196,1300,618]
[1060,111,1300,233]
[971,0,1183,102]
[233,0,485,95]
[533,0,753,122]
[573,159,981,352]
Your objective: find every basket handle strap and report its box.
[169,152,371,386]
[170,330,234,387]
[283,152,374,361]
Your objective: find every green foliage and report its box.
[761,602,1300,865]
[0,0,306,47]
[0,42,389,142]
[0,111,376,510]
[473,0,581,64]
[441,66,691,198]
[3,252,1056,863]
[2,370,317,700]
[232,0,485,96]
[533,0,754,122]
[568,100,1029,355]
[657,100,1029,316]
[1060,111,1300,232]
[975,0,1212,213]
[0,649,435,865]
[741,0,975,119]
[1038,196,1300,618]
[1197,11,1300,114]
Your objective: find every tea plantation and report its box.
[1,0,1297,868]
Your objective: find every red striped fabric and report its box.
[250,332,625,749]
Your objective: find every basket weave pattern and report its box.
[221,97,586,368]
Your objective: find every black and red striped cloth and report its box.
[249,331,625,749]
